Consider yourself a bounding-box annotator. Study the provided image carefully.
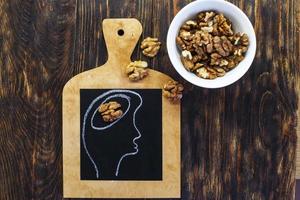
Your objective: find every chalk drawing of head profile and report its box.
[82,90,143,179]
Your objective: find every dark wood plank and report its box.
[0,0,76,199]
[0,0,299,199]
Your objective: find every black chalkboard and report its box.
[80,89,162,180]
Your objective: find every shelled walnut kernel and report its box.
[141,37,161,57]
[163,80,184,102]
[176,10,250,79]
[126,60,149,81]
[98,101,123,122]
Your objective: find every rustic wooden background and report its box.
[0,0,299,199]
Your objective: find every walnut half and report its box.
[196,66,226,79]
[163,80,184,102]
[140,37,161,57]
[98,101,123,122]
[126,61,149,81]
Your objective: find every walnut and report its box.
[200,32,212,45]
[205,67,218,79]
[192,54,201,63]
[176,10,249,79]
[233,45,248,56]
[179,29,194,40]
[198,32,214,53]
[232,33,249,57]
[227,58,236,69]
[234,48,243,56]
[180,20,198,31]
[184,20,198,30]
[227,55,245,69]
[220,59,229,67]
[196,67,210,79]
[182,50,193,60]
[199,22,209,27]
[227,56,239,69]
[192,31,210,57]
[176,29,196,52]
[214,67,226,77]
[211,24,218,36]
[213,36,233,57]
[197,12,206,22]
[232,32,249,46]
[98,101,123,122]
[213,14,227,26]
[209,14,233,36]
[234,55,245,63]
[207,21,213,27]
[163,80,184,102]
[126,61,149,81]
[194,46,208,60]
[219,20,233,36]
[140,37,161,57]
[201,26,213,33]
[180,24,191,31]
[204,11,216,22]
[193,63,205,71]
[176,36,186,50]
[240,33,249,46]
[196,66,225,79]
[181,50,194,71]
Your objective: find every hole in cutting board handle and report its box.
[102,19,143,64]
[117,29,124,36]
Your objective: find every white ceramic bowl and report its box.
[167,0,256,88]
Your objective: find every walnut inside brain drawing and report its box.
[80,89,162,180]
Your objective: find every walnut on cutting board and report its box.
[98,101,123,122]
[163,80,184,102]
[126,60,149,81]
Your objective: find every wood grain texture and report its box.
[0,0,299,199]
[294,0,300,179]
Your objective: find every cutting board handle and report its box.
[103,18,143,65]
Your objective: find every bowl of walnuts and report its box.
[167,0,256,88]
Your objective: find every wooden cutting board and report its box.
[62,18,181,198]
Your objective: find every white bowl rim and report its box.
[167,0,257,89]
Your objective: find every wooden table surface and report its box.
[0,0,299,199]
